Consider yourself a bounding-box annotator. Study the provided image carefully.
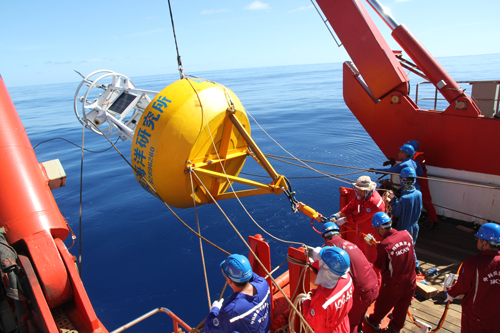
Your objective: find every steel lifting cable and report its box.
[246,109,354,187]
[265,153,500,222]
[190,170,314,333]
[266,154,500,191]
[167,0,184,79]
[189,172,212,310]
[183,78,303,246]
[266,154,356,185]
[184,76,314,329]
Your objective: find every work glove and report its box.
[444,293,455,303]
[301,294,312,302]
[364,233,377,246]
[303,245,315,257]
[211,298,224,310]
[336,217,346,226]
[328,213,339,221]
[382,158,396,167]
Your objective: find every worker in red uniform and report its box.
[364,212,416,333]
[303,246,353,333]
[329,175,385,263]
[321,222,379,333]
[446,223,500,332]
[406,140,439,231]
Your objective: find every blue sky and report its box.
[1,0,499,87]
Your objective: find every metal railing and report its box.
[415,80,500,115]
[111,307,192,333]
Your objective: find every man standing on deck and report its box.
[446,223,500,332]
[329,175,385,264]
[205,254,271,333]
[364,212,416,333]
[320,222,379,333]
[388,167,423,274]
[371,143,423,191]
[304,246,354,333]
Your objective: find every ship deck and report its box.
[387,217,476,333]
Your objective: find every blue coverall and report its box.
[205,273,271,333]
[390,187,422,267]
[374,158,423,191]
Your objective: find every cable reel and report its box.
[73,70,159,141]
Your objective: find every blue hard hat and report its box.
[400,167,417,179]
[319,246,350,276]
[220,254,253,283]
[372,212,392,228]
[475,223,500,243]
[322,222,340,237]
[406,140,419,152]
[399,144,415,157]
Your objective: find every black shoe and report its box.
[364,315,381,332]
[416,266,425,275]
[432,222,440,231]
[383,323,400,333]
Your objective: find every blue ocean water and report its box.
[7,53,500,331]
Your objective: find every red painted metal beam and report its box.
[316,0,409,99]
[0,75,69,244]
[0,75,107,332]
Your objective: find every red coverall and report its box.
[303,274,354,333]
[412,151,438,223]
[326,238,379,333]
[447,250,500,332]
[340,191,385,263]
[368,229,416,331]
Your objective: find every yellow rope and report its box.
[289,292,312,333]
[189,172,211,310]
[191,170,314,332]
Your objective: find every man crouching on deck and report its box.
[304,246,354,333]
[205,254,271,333]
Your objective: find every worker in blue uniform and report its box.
[205,254,271,333]
[388,167,423,274]
[371,144,423,191]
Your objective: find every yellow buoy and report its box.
[131,78,251,208]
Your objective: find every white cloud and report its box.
[395,0,412,2]
[201,8,231,15]
[244,1,270,10]
[288,5,313,13]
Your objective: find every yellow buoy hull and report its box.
[131,78,250,208]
